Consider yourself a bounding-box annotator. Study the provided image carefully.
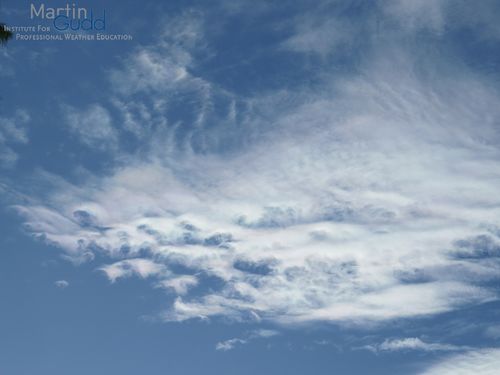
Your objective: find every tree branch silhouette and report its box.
[0,23,12,44]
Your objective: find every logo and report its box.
[3,3,133,42]
[30,3,106,31]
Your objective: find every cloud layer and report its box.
[12,3,500,328]
[420,349,500,375]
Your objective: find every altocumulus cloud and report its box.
[11,2,500,327]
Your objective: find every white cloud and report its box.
[283,17,353,57]
[255,329,279,338]
[419,349,500,375]
[11,5,500,328]
[55,280,69,288]
[100,259,166,283]
[363,337,466,353]
[104,12,244,153]
[282,0,447,58]
[15,54,500,325]
[157,275,198,295]
[216,338,247,351]
[381,0,500,40]
[110,48,189,95]
[63,104,117,150]
[0,109,30,167]
[216,329,279,351]
[382,0,448,32]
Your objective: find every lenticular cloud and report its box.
[15,51,500,325]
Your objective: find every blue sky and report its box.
[1,1,500,374]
